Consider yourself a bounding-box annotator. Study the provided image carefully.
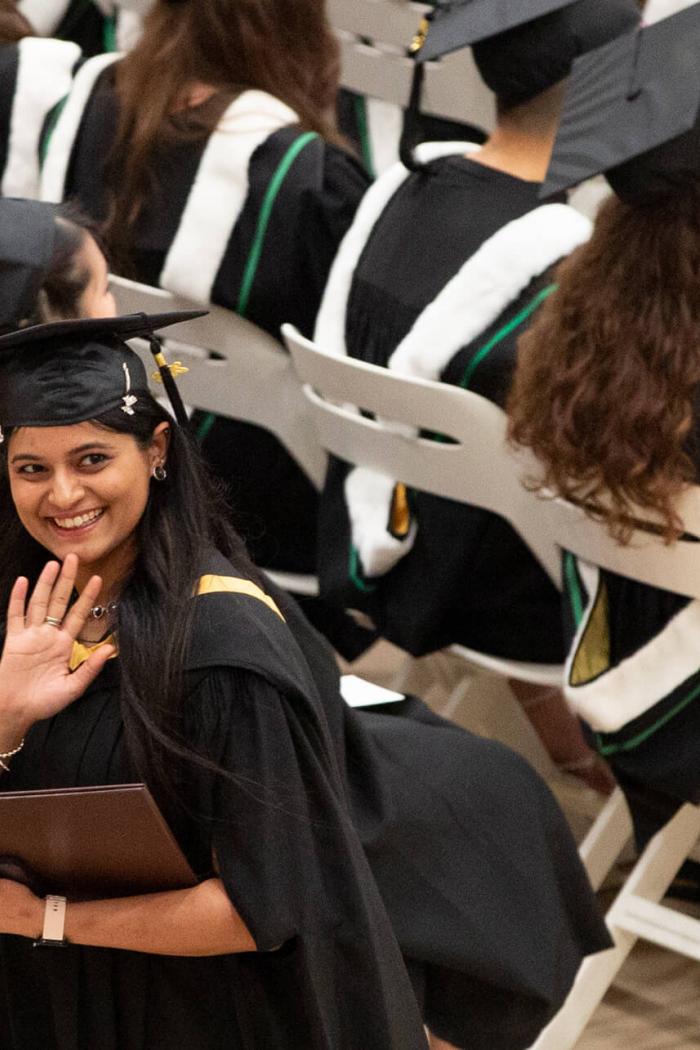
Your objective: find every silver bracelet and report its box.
[0,737,25,773]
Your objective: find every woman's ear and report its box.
[149,421,171,470]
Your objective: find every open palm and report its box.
[0,556,115,730]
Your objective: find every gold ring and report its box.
[44,616,63,628]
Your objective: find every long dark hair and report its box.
[508,182,700,542]
[103,0,343,266]
[0,395,261,802]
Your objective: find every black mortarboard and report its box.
[541,5,700,201]
[0,312,205,438]
[401,0,640,167]
[0,199,57,330]
[468,0,641,111]
[416,0,579,63]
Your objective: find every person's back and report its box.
[508,6,700,845]
[37,0,370,574]
[315,0,640,661]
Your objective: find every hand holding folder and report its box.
[0,783,196,899]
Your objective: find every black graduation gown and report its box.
[316,153,591,661]
[562,540,700,842]
[40,61,370,572]
[0,550,609,1050]
[0,559,426,1050]
[0,37,81,201]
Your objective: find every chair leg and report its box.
[528,802,700,1050]
[578,788,633,892]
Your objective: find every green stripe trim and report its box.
[598,679,700,756]
[197,132,318,445]
[236,131,318,318]
[39,96,69,170]
[564,551,585,628]
[459,283,557,391]
[349,545,377,594]
[353,95,374,178]
[103,14,118,53]
[195,412,217,444]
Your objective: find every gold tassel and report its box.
[410,17,429,55]
[151,359,189,383]
[389,483,412,539]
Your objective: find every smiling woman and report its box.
[9,421,168,628]
[0,199,611,1050]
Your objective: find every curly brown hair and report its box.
[508,181,700,543]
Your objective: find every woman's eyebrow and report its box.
[10,442,116,464]
[69,442,116,454]
[10,453,42,464]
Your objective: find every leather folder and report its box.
[0,783,197,899]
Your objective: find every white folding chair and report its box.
[328,0,495,173]
[282,324,563,687]
[281,325,642,888]
[328,0,495,129]
[523,482,700,1049]
[111,276,327,595]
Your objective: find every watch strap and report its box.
[33,894,67,948]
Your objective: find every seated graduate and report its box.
[0,200,114,327]
[508,7,700,846]
[0,6,81,200]
[31,0,370,578]
[0,199,610,1050]
[314,0,640,790]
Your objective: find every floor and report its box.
[343,642,700,1050]
[577,935,700,1047]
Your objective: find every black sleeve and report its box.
[295,144,370,337]
[0,45,19,183]
[188,667,360,952]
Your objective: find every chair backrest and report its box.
[327,0,496,130]
[538,484,700,602]
[111,276,327,489]
[284,324,700,603]
[282,324,560,584]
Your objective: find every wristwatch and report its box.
[33,895,68,948]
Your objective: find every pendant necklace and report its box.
[89,600,119,621]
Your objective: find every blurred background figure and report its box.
[509,5,700,849]
[314,0,641,791]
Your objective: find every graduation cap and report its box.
[0,200,57,330]
[0,312,205,440]
[541,5,700,200]
[414,0,579,63]
[401,0,641,167]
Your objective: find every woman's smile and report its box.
[47,507,106,537]
[7,420,168,593]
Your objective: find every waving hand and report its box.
[0,555,115,739]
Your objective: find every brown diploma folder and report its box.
[0,783,197,899]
